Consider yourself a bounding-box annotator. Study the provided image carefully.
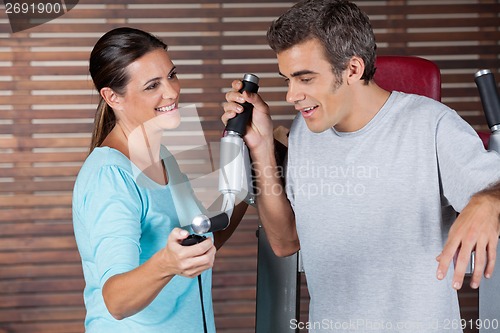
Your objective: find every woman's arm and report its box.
[102,228,216,320]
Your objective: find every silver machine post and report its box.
[475,69,500,333]
[190,74,259,235]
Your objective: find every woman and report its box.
[73,27,243,333]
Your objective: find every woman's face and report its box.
[116,48,181,132]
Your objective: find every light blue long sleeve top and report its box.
[72,146,215,333]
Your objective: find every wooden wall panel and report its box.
[0,1,498,332]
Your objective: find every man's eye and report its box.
[301,78,312,83]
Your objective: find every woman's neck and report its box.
[102,122,167,185]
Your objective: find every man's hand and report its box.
[436,195,500,290]
[222,79,273,155]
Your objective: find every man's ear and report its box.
[346,56,365,85]
[100,87,122,111]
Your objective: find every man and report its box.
[223,0,500,331]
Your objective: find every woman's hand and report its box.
[159,228,216,279]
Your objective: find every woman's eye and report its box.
[168,71,178,79]
[146,82,160,90]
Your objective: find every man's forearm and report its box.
[477,180,500,200]
[474,180,500,224]
[252,147,300,257]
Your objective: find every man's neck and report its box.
[334,82,391,132]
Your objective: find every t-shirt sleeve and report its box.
[436,108,500,212]
[84,165,143,287]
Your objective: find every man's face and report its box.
[277,38,352,133]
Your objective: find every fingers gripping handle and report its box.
[225,74,260,136]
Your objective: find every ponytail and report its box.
[89,97,116,154]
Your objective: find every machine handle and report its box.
[225,73,260,136]
[191,212,230,235]
[474,69,500,130]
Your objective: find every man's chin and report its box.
[305,120,331,134]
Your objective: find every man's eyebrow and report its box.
[279,70,318,78]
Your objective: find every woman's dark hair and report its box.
[88,27,167,153]
[267,0,376,85]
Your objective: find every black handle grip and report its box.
[206,212,230,233]
[225,73,260,136]
[191,211,230,235]
[181,234,207,246]
[474,70,500,129]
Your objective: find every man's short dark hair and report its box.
[267,0,377,83]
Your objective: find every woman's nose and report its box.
[162,82,180,100]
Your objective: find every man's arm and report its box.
[251,139,300,257]
[437,181,500,290]
[222,80,300,257]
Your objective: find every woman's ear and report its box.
[346,56,365,85]
[100,87,122,111]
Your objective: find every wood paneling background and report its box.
[0,1,498,332]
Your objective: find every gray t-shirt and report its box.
[285,91,500,332]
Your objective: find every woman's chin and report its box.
[156,109,181,129]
